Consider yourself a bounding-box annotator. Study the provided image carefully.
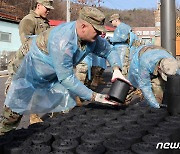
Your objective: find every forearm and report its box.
[141,86,160,108]
[61,74,93,100]
[19,19,35,44]
[106,50,121,69]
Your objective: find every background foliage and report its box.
[0,0,180,27]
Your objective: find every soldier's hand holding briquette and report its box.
[91,92,119,105]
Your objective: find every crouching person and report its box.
[0,6,128,135]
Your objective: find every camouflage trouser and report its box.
[5,41,30,95]
[75,61,88,105]
[0,106,22,135]
[75,61,105,87]
[90,66,105,89]
[125,87,142,104]
[125,77,164,105]
[75,61,89,85]
[1,41,31,135]
[151,76,165,104]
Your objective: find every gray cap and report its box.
[37,0,54,9]
[79,6,106,32]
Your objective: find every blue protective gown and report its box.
[83,53,107,80]
[109,22,132,69]
[111,32,139,69]
[92,54,107,69]
[83,37,107,80]
[128,45,178,108]
[110,26,173,108]
[4,21,121,114]
[110,22,131,44]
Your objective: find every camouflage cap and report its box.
[109,13,120,22]
[37,0,54,9]
[158,58,179,81]
[79,6,106,32]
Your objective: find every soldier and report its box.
[75,27,106,106]
[112,27,180,108]
[0,6,128,135]
[90,32,107,90]
[109,13,134,68]
[5,0,54,124]
[109,13,132,45]
[19,0,54,44]
[109,13,143,104]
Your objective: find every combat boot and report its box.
[75,96,83,107]
[30,114,43,124]
[90,74,101,90]
[98,76,106,85]
[0,106,22,135]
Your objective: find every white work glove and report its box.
[111,69,131,85]
[92,93,119,106]
[159,104,167,108]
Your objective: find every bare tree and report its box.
[73,0,103,7]
[1,0,155,27]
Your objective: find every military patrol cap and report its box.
[37,0,54,9]
[158,58,178,81]
[79,6,106,32]
[109,14,120,22]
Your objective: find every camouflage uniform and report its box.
[0,107,22,135]
[75,63,104,105]
[0,28,52,135]
[0,6,110,134]
[90,66,105,90]
[122,44,175,105]
[151,57,178,104]
[151,77,165,104]
[75,43,105,104]
[75,7,107,95]
[75,62,88,84]
[5,10,50,94]
[75,39,88,84]
[1,0,54,133]
[75,39,89,106]
[76,65,105,92]
[5,0,54,93]
[19,10,50,44]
